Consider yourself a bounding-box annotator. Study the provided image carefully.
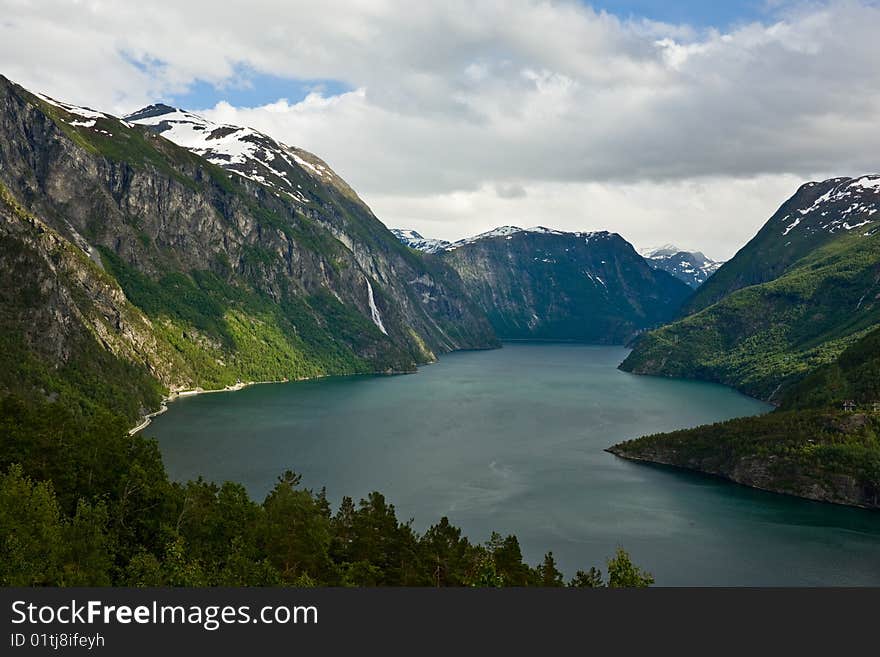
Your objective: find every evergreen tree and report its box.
[536,551,564,587]
[569,567,604,588]
[606,548,654,588]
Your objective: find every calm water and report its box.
[149,343,880,586]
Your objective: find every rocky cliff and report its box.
[438,227,692,343]
[0,75,497,424]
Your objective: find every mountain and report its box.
[621,175,880,402]
[639,244,723,288]
[685,175,880,313]
[0,76,497,434]
[612,175,880,508]
[390,228,451,254]
[610,324,880,509]
[435,226,692,343]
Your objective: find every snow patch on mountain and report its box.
[640,244,723,288]
[36,93,110,121]
[392,225,612,254]
[390,229,451,254]
[125,104,334,204]
[446,226,610,251]
[780,175,880,237]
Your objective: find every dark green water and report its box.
[149,343,880,586]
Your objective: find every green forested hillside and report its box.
[613,176,880,508]
[621,226,880,402]
[612,304,880,508]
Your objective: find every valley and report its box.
[2,72,880,588]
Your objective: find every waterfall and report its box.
[366,279,388,335]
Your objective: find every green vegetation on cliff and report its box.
[621,228,880,402]
[614,176,880,508]
[610,409,880,508]
[612,323,880,509]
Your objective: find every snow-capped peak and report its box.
[125,104,335,204]
[390,229,452,254]
[640,245,723,288]
[639,244,682,258]
[779,174,880,237]
[444,226,611,250]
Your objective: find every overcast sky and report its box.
[3,0,879,259]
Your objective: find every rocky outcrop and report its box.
[608,444,880,509]
[607,410,880,510]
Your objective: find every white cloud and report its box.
[365,174,810,261]
[2,0,879,254]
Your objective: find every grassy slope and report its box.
[620,229,880,402]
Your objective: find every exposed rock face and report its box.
[607,443,880,510]
[0,75,497,419]
[438,227,692,343]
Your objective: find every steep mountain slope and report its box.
[639,244,723,288]
[780,325,880,411]
[437,226,692,343]
[621,176,880,402]
[686,176,880,313]
[390,229,451,254]
[0,76,497,428]
[610,325,880,509]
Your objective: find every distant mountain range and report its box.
[390,229,451,254]
[393,225,692,343]
[394,227,722,289]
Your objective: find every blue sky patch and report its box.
[164,71,352,111]
[589,0,772,27]
[121,54,352,111]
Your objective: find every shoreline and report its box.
[128,380,259,435]
[127,368,420,435]
[605,446,880,511]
